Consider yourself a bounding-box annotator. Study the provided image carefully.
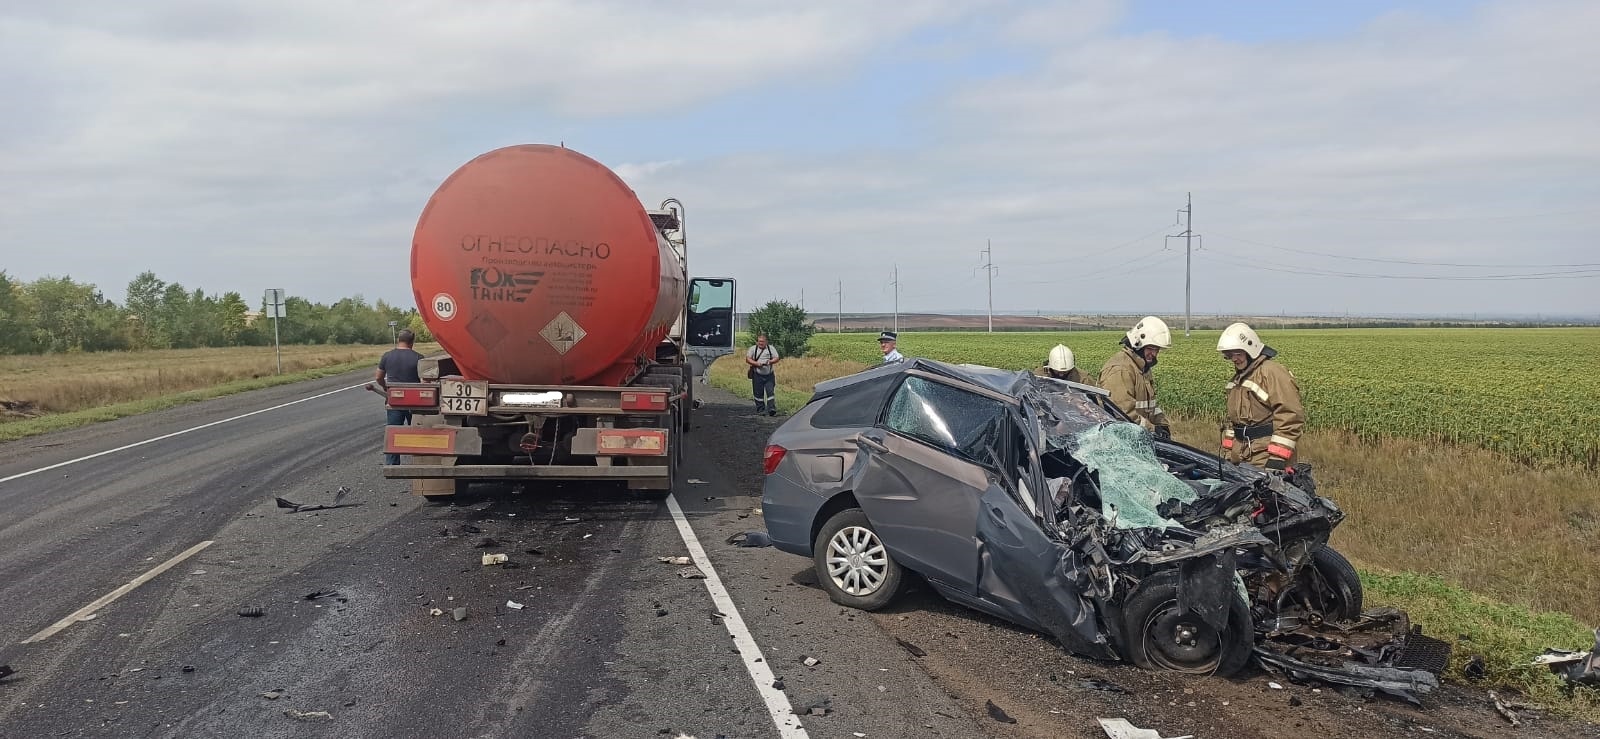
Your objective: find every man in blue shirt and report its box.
[373,330,423,464]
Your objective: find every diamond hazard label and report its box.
[540,312,587,355]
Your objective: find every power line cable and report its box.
[1210,232,1600,269]
[1200,247,1600,281]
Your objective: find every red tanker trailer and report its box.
[380,144,736,499]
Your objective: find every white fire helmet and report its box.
[1125,316,1173,350]
[1047,344,1075,372]
[1217,322,1265,359]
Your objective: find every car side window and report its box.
[883,377,1008,469]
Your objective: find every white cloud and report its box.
[2,0,1596,318]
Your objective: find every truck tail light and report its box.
[388,386,438,408]
[763,445,787,475]
[620,391,669,412]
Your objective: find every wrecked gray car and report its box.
[762,359,1448,696]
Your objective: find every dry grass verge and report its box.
[0,344,441,441]
[712,352,1600,718]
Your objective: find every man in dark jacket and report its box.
[373,330,423,464]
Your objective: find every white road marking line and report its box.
[665,494,809,739]
[22,540,215,644]
[0,382,367,485]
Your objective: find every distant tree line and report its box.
[0,270,432,354]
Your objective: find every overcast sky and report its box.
[3,0,1596,318]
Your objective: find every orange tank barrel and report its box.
[411,145,686,386]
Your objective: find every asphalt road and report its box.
[0,373,1594,739]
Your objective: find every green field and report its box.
[807,328,1600,468]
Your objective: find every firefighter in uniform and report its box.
[1099,316,1172,439]
[1217,322,1305,470]
[1043,344,1087,384]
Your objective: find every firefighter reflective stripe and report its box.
[1134,399,1158,409]
[1270,434,1297,450]
[1240,380,1269,402]
[1267,443,1294,459]
[1150,406,1164,416]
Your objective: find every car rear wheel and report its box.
[813,508,903,611]
[1124,569,1254,677]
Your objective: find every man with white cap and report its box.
[878,331,904,364]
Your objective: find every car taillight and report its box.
[762,445,787,475]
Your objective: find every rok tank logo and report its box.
[469,268,544,303]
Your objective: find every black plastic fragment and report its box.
[238,607,265,618]
[985,700,1017,724]
[895,638,927,658]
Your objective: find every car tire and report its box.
[1124,569,1254,677]
[1304,546,1363,621]
[813,508,903,611]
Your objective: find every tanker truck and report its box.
[380,144,736,499]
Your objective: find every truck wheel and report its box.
[813,508,903,611]
[1124,569,1254,677]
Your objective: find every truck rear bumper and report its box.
[382,464,671,490]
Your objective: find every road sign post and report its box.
[264,288,287,374]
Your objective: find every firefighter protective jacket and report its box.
[1099,346,1168,432]
[1222,354,1305,466]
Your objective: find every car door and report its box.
[852,375,1009,595]
[975,446,1116,660]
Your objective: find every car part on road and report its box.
[985,700,1017,724]
[726,531,772,548]
[284,709,334,721]
[1098,718,1193,739]
[0,665,14,681]
[237,607,265,618]
[451,607,468,621]
[303,590,339,601]
[763,358,1452,692]
[481,553,509,566]
[895,638,927,658]
[506,600,525,610]
[275,486,355,513]
[812,509,903,611]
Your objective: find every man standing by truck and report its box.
[374,329,423,464]
[746,333,780,416]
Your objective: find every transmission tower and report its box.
[978,240,998,333]
[1166,192,1203,337]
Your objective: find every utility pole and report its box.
[978,239,997,333]
[889,264,901,335]
[833,279,843,334]
[1165,193,1202,337]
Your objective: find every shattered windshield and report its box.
[1070,423,1199,530]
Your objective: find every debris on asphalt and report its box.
[687,479,708,484]
[0,665,15,681]
[80,614,98,622]
[496,639,506,646]
[556,517,582,525]
[1076,678,1128,694]
[1268,682,1284,690]
[524,548,543,556]
[726,531,772,548]
[582,534,593,539]
[985,700,1017,724]
[181,665,195,673]
[799,697,832,716]
[658,556,692,566]
[506,600,526,610]
[655,608,669,617]
[451,607,469,622]
[482,553,510,566]
[303,590,340,601]
[429,608,444,617]
[474,538,501,548]
[1534,628,1600,687]
[260,690,286,700]
[275,486,355,513]
[1289,696,1303,707]
[461,524,484,534]
[284,709,334,721]
[803,657,821,667]
[772,678,786,691]
[237,608,265,618]
[1098,718,1192,739]
[678,567,707,580]
[895,638,927,658]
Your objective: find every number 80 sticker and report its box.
[431,293,458,322]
